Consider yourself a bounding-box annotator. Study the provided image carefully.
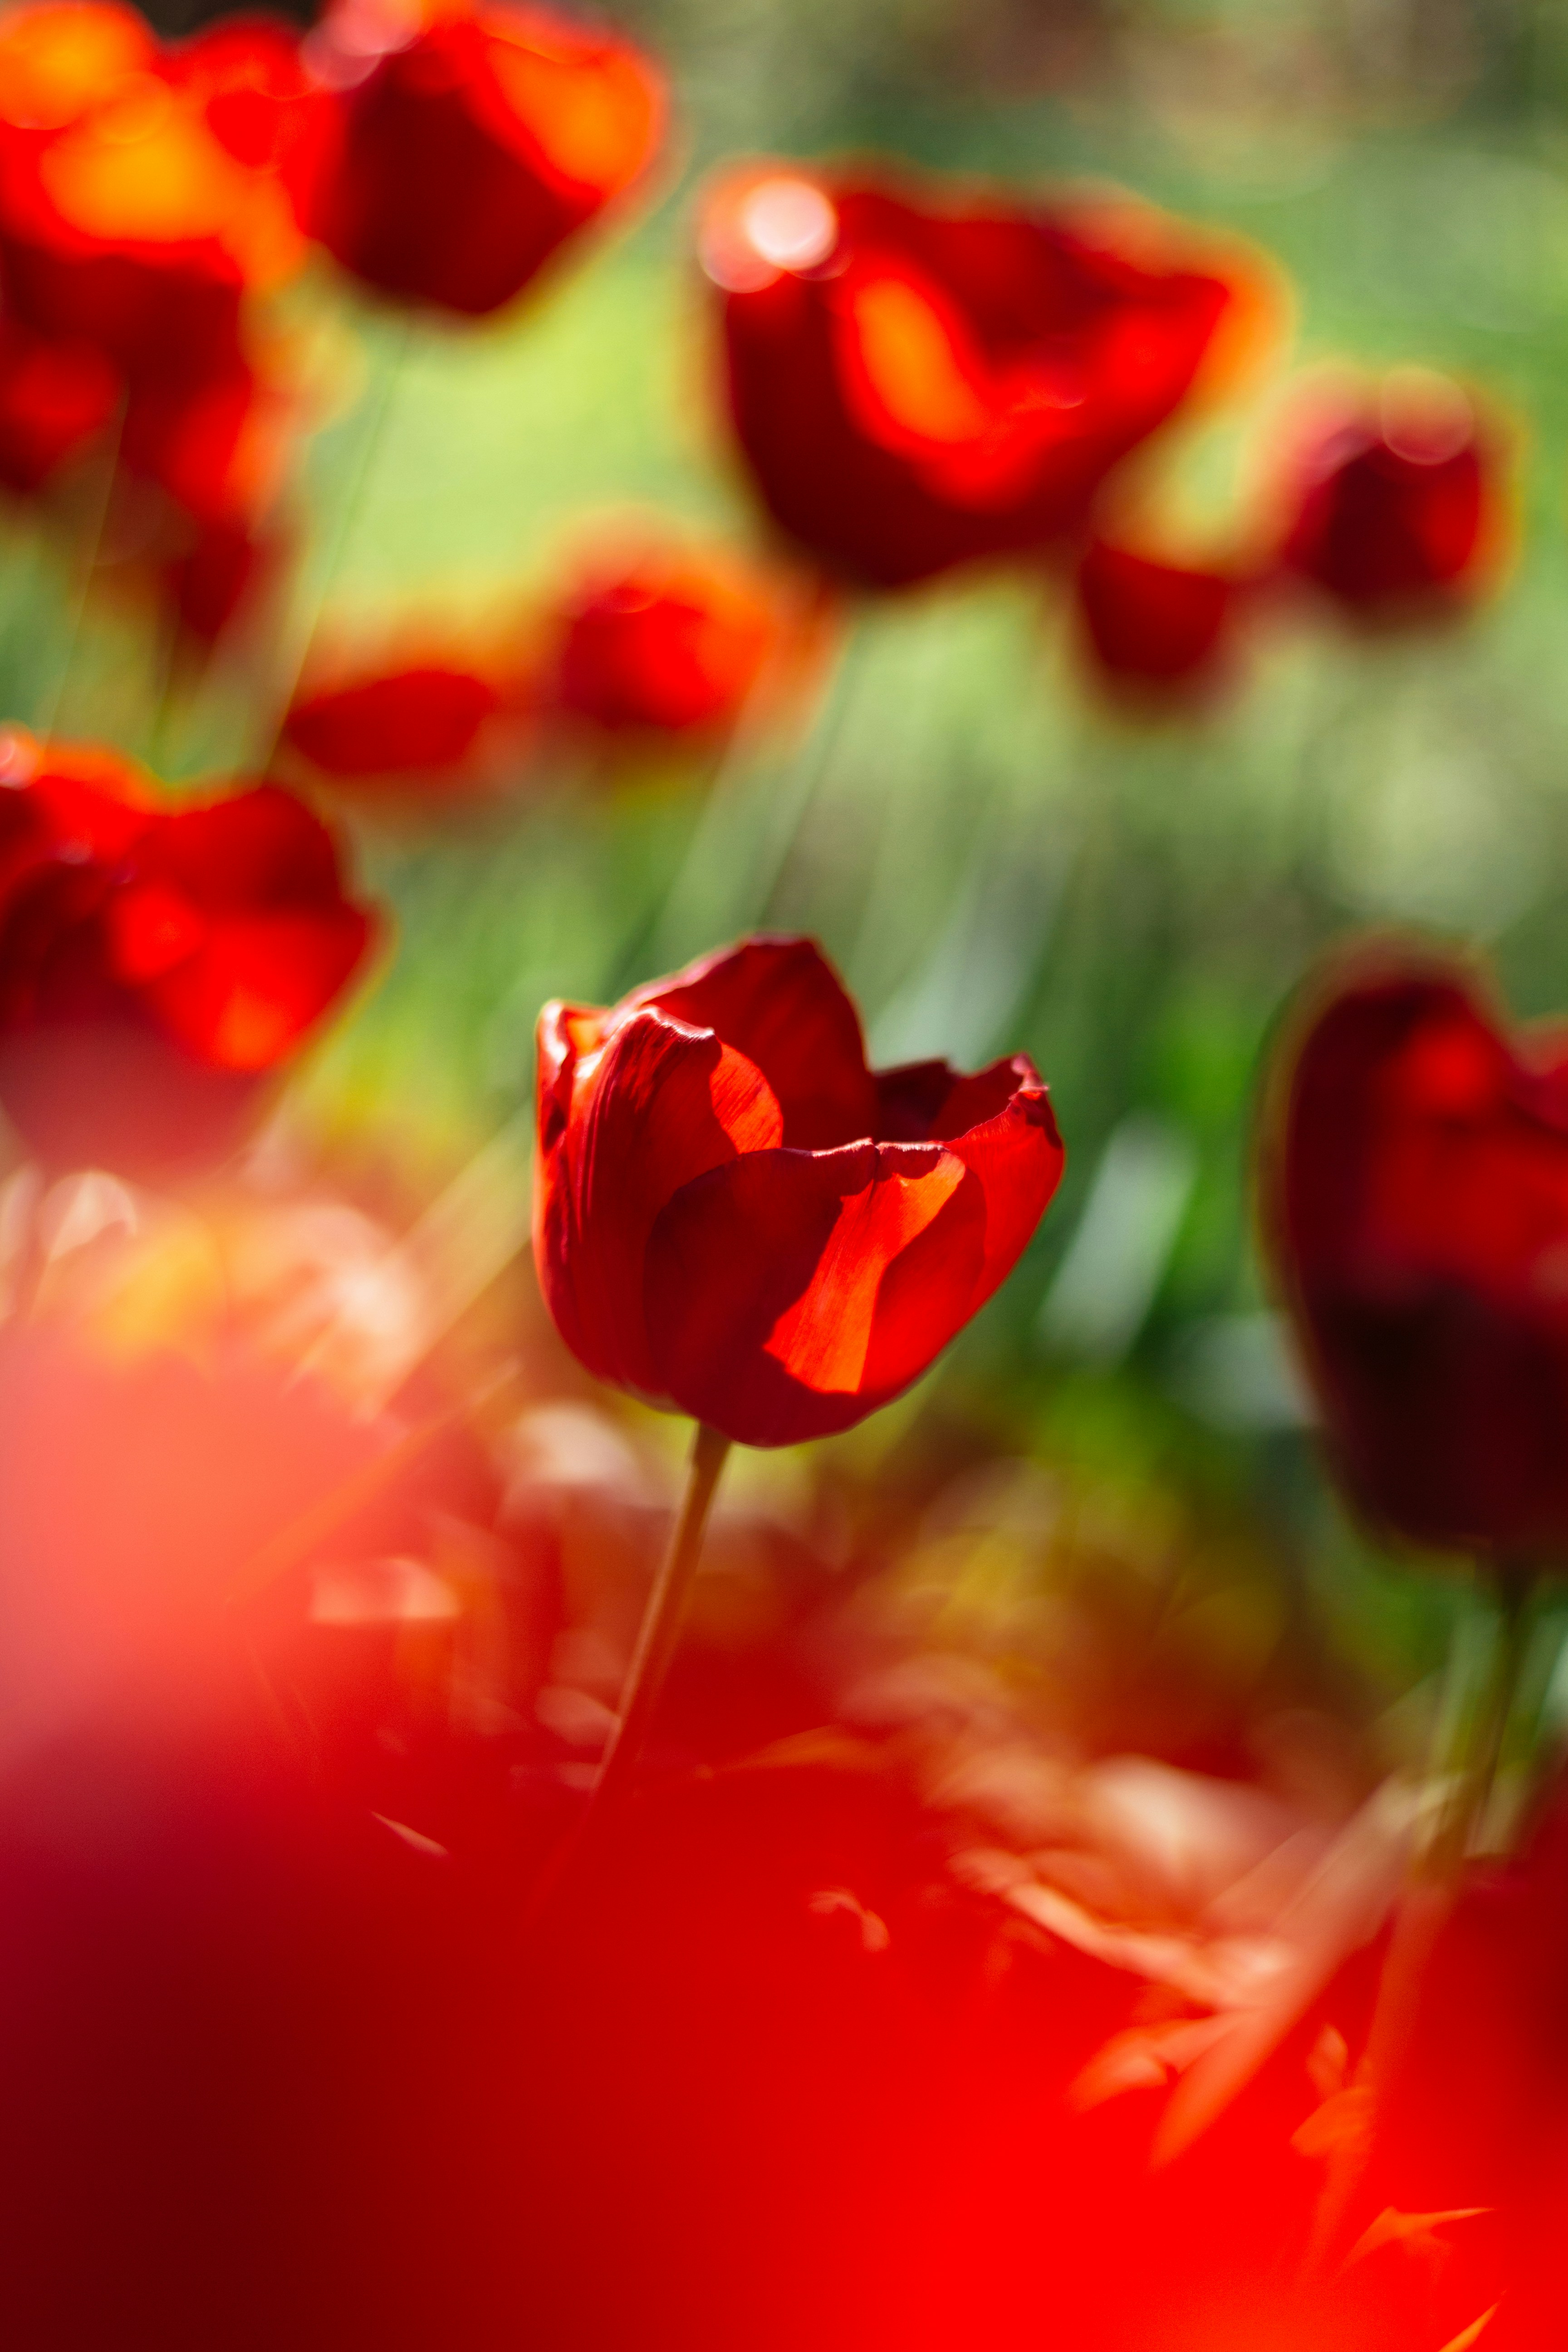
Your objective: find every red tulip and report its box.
[551,541,782,736]
[1262,946,1568,1560]
[0,734,377,1175]
[0,15,304,387]
[306,0,665,318]
[1277,373,1503,618]
[533,936,1063,1447]
[1073,537,1237,696]
[284,660,506,782]
[700,163,1262,592]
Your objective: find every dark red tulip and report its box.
[163,512,281,647]
[307,0,665,319]
[701,163,1263,591]
[1262,946,1568,1560]
[551,541,782,736]
[0,735,377,1175]
[284,660,505,782]
[1277,374,1502,618]
[1074,536,1237,695]
[533,936,1063,1447]
[0,310,117,490]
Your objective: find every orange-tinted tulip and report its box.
[0,7,303,385]
[284,660,505,782]
[1262,945,1568,1559]
[0,733,377,1174]
[701,164,1256,591]
[534,936,1064,1447]
[551,542,780,736]
[1277,373,1502,619]
[307,0,664,318]
[1074,536,1237,696]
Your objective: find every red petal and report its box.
[625,935,877,1149]
[150,784,345,911]
[144,905,373,1070]
[644,1138,989,1446]
[941,1059,1064,1305]
[534,1005,783,1395]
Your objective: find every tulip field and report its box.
[5,0,1568,2345]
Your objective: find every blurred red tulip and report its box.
[1262,946,1568,1559]
[284,659,506,782]
[0,309,116,489]
[701,163,1265,591]
[551,541,783,736]
[534,935,1063,1446]
[0,734,377,1175]
[0,11,304,387]
[1277,372,1503,619]
[163,511,282,647]
[307,0,665,318]
[1074,536,1238,696]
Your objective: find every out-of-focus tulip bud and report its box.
[0,730,378,1176]
[699,162,1268,592]
[534,935,1064,1447]
[306,0,665,318]
[549,539,786,738]
[282,636,519,790]
[1073,536,1239,698]
[1261,944,1568,1561]
[1276,370,1504,620]
[0,309,116,489]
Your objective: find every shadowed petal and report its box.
[541,1006,783,1394]
[645,1139,988,1446]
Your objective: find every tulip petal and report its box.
[538,1006,784,1396]
[627,934,878,1149]
[645,1139,989,1446]
[942,1065,1065,1304]
[143,905,373,1069]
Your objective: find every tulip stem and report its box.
[593,1420,731,1816]
[528,1421,731,1930]
[1303,1561,1540,2274]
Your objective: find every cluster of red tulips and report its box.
[0,0,1556,2348]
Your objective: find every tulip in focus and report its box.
[701,162,1266,591]
[534,936,1064,1448]
[1073,535,1239,699]
[1261,943,1568,1560]
[0,730,377,1177]
[549,537,789,739]
[306,0,665,319]
[1276,370,1504,620]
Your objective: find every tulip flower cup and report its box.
[1261,936,1568,1873]
[531,931,1064,1855]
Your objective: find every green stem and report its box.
[591,1420,731,1816]
[529,1421,731,1926]
[1304,1559,1539,2275]
[1429,1562,1537,1878]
